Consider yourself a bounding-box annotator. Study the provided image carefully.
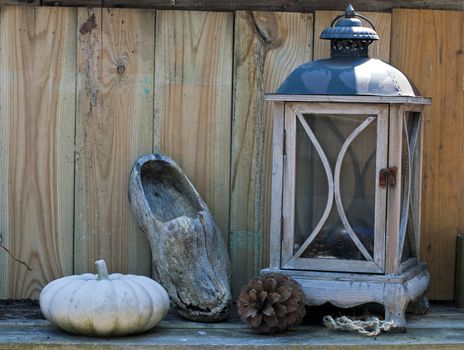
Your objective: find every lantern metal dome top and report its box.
[275,5,420,97]
[320,4,379,52]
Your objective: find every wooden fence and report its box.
[0,5,463,301]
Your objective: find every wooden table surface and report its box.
[1,302,464,349]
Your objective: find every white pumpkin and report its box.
[39,260,170,336]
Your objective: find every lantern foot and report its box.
[261,262,430,327]
[407,293,430,315]
[384,288,409,327]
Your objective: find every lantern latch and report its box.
[379,167,397,188]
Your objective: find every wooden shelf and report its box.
[1,303,464,349]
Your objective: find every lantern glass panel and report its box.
[400,112,422,261]
[293,113,377,261]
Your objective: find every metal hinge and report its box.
[379,167,398,188]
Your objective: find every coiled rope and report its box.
[323,315,397,336]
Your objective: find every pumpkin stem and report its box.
[95,260,109,280]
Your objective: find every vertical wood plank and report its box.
[391,9,464,300]
[386,105,404,274]
[232,11,312,295]
[281,105,296,265]
[0,6,76,298]
[75,7,102,274]
[313,11,391,61]
[155,11,233,247]
[0,6,6,298]
[269,101,284,269]
[374,106,389,271]
[75,8,154,275]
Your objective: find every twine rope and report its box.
[323,315,397,336]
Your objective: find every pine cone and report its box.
[237,273,306,334]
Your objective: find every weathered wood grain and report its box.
[3,304,464,349]
[155,10,233,247]
[391,9,464,300]
[0,6,7,300]
[230,11,266,297]
[313,10,391,61]
[4,0,464,12]
[386,105,405,274]
[281,104,297,267]
[268,102,284,270]
[75,8,154,275]
[128,154,231,322]
[231,11,312,296]
[0,6,76,299]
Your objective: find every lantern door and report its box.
[281,103,389,273]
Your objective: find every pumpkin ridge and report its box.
[40,277,67,320]
[90,279,116,336]
[124,275,156,331]
[137,275,171,317]
[63,279,89,334]
[69,279,97,334]
[110,278,121,336]
[118,277,145,334]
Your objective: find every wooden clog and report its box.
[128,154,231,322]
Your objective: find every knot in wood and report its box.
[117,64,126,74]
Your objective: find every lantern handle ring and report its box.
[330,12,377,32]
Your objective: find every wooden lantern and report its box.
[262,5,431,327]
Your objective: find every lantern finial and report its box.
[345,4,355,17]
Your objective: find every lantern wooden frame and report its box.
[263,94,431,327]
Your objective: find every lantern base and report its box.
[261,262,429,327]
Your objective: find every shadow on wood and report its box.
[128,154,231,322]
